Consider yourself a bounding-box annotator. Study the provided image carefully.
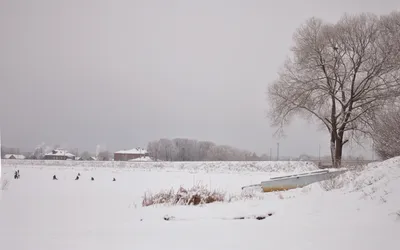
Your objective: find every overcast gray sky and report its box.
[0,0,398,157]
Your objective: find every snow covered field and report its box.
[1,159,400,250]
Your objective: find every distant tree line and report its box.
[1,146,21,158]
[146,138,269,161]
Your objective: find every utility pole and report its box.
[0,129,2,201]
[270,148,272,161]
[319,144,321,161]
[0,129,2,181]
[277,142,280,161]
[372,141,375,161]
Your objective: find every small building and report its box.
[4,154,26,160]
[44,150,76,160]
[114,147,148,161]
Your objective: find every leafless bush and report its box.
[319,176,345,191]
[319,169,357,191]
[142,185,226,206]
[142,188,175,206]
[372,108,400,160]
[228,188,264,202]
[142,184,266,206]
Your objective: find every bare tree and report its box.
[372,108,400,159]
[146,138,255,161]
[158,138,177,161]
[69,148,79,157]
[205,145,253,161]
[267,12,400,167]
[205,145,230,161]
[198,141,216,160]
[147,141,160,160]
[1,146,8,158]
[97,151,110,161]
[80,151,91,160]
[31,143,52,159]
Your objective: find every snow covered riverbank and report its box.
[0,159,399,250]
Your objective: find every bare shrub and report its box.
[228,188,264,202]
[372,108,400,160]
[142,185,226,207]
[319,168,363,191]
[142,188,175,207]
[142,184,267,206]
[319,177,345,191]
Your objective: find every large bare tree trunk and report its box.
[334,138,343,168]
[330,132,343,168]
[330,137,335,166]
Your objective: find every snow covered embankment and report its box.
[349,157,400,211]
[318,157,400,218]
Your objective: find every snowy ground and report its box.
[0,160,399,250]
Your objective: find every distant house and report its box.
[44,149,76,160]
[4,154,26,160]
[114,148,148,161]
[128,156,153,162]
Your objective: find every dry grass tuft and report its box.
[228,188,264,202]
[319,168,362,191]
[142,184,226,207]
[142,184,266,206]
